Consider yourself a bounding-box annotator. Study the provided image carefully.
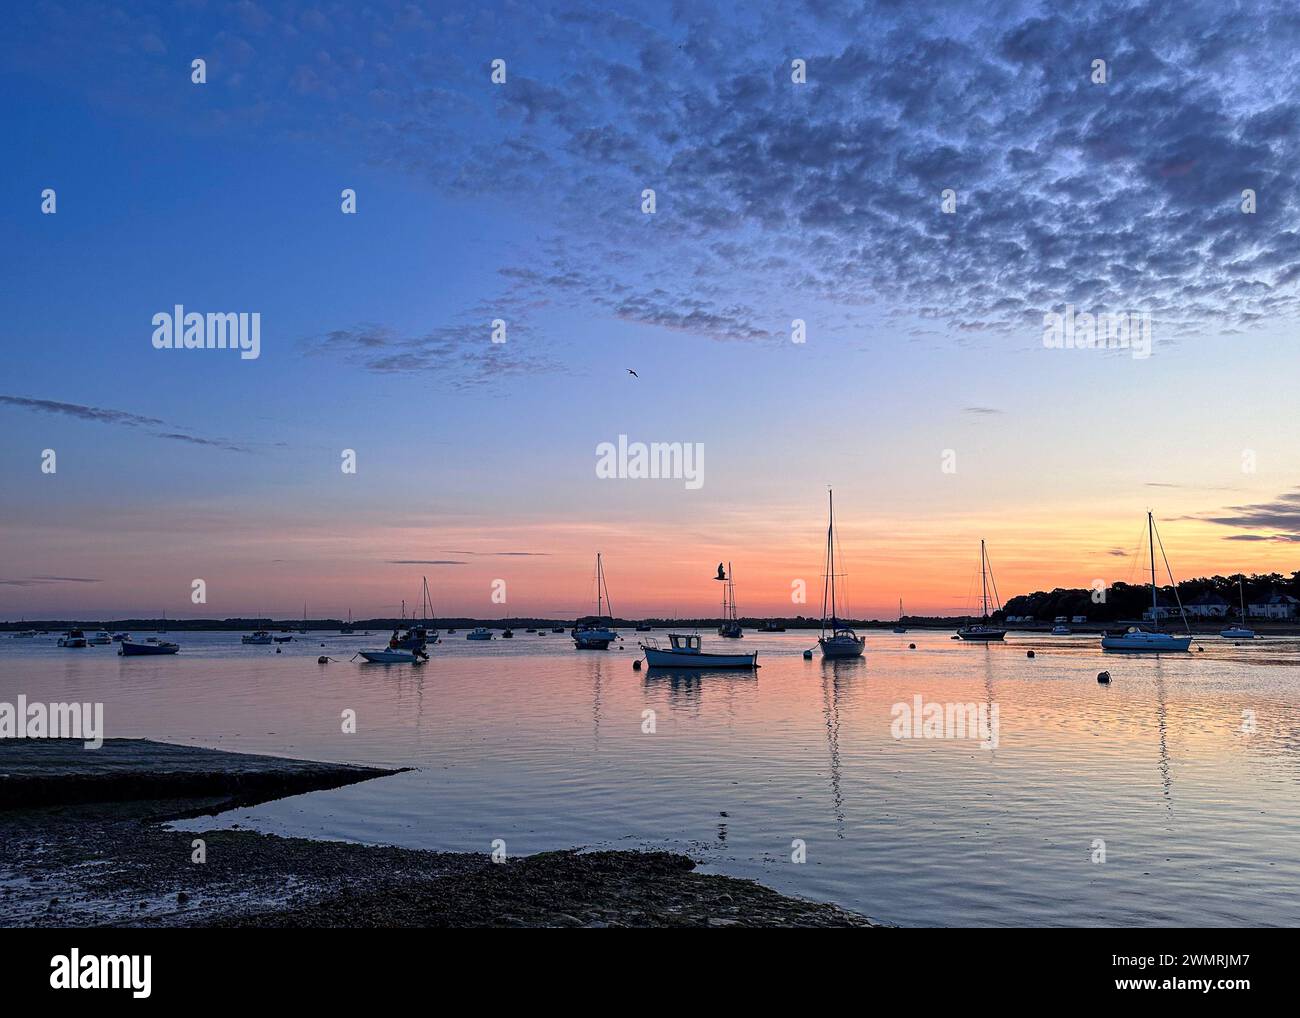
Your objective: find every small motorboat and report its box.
[757,620,786,632]
[356,648,428,664]
[1051,624,1071,635]
[274,635,294,643]
[12,630,37,639]
[90,631,112,645]
[242,630,273,645]
[635,622,653,632]
[1220,625,1255,639]
[466,627,493,640]
[551,626,565,634]
[58,629,89,648]
[112,632,129,642]
[641,632,757,669]
[120,640,179,656]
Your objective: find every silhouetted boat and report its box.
[818,490,865,658]
[957,541,1006,641]
[1220,579,1255,639]
[573,553,619,649]
[120,640,179,656]
[716,562,743,638]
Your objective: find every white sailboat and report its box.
[818,489,865,658]
[1101,512,1192,652]
[716,562,743,638]
[956,541,1007,641]
[893,598,907,634]
[1220,578,1255,639]
[573,553,619,650]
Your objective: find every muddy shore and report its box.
[0,740,877,928]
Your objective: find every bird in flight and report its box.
[627,368,638,378]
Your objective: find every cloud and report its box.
[385,559,468,565]
[1200,488,1300,539]
[962,406,1003,416]
[0,396,252,452]
[0,575,102,586]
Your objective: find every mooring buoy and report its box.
[909,643,916,649]
[803,649,813,659]
[632,659,642,670]
[1027,650,1035,658]
[1097,670,1111,684]
[318,656,329,664]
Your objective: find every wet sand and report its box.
[0,740,876,928]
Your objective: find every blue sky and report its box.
[2,0,1299,619]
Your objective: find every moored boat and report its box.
[242,630,273,645]
[817,489,865,659]
[641,632,757,669]
[120,640,179,656]
[466,627,493,640]
[357,647,428,664]
[58,629,88,648]
[90,631,112,645]
[1101,512,1193,653]
[573,553,620,649]
[716,562,743,638]
[1220,579,1255,639]
[893,598,907,634]
[956,541,1006,641]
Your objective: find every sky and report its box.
[2,0,1299,621]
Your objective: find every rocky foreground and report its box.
[0,740,878,928]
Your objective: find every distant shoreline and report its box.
[5,618,1300,636]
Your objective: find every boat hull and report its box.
[358,649,425,663]
[819,637,865,658]
[643,648,757,669]
[956,629,1006,641]
[573,628,616,649]
[119,642,179,656]
[1101,633,1192,652]
[1220,628,1255,639]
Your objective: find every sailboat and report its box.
[893,598,907,634]
[956,541,1007,641]
[716,562,743,637]
[390,577,436,651]
[341,609,354,635]
[1101,512,1192,652]
[1220,577,1255,639]
[573,553,619,650]
[818,489,865,658]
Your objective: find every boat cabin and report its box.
[665,633,701,654]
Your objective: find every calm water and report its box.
[4,628,1299,926]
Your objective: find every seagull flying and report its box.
[627,368,638,378]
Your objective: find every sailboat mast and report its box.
[828,489,838,625]
[1148,511,1158,629]
[596,554,603,616]
[980,540,988,618]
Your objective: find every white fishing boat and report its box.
[466,627,493,640]
[356,647,427,664]
[1101,512,1193,653]
[573,553,619,650]
[12,630,37,639]
[90,631,112,645]
[242,629,273,645]
[1220,578,1255,639]
[817,489,865,658]
[58,629,88,648]
[641,632,757,669]
[716,562,743,638]
[957,541,1007,641]
[893,598,907,634]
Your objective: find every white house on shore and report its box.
[1248,592,1300,620]
[1185,591,1231,618]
